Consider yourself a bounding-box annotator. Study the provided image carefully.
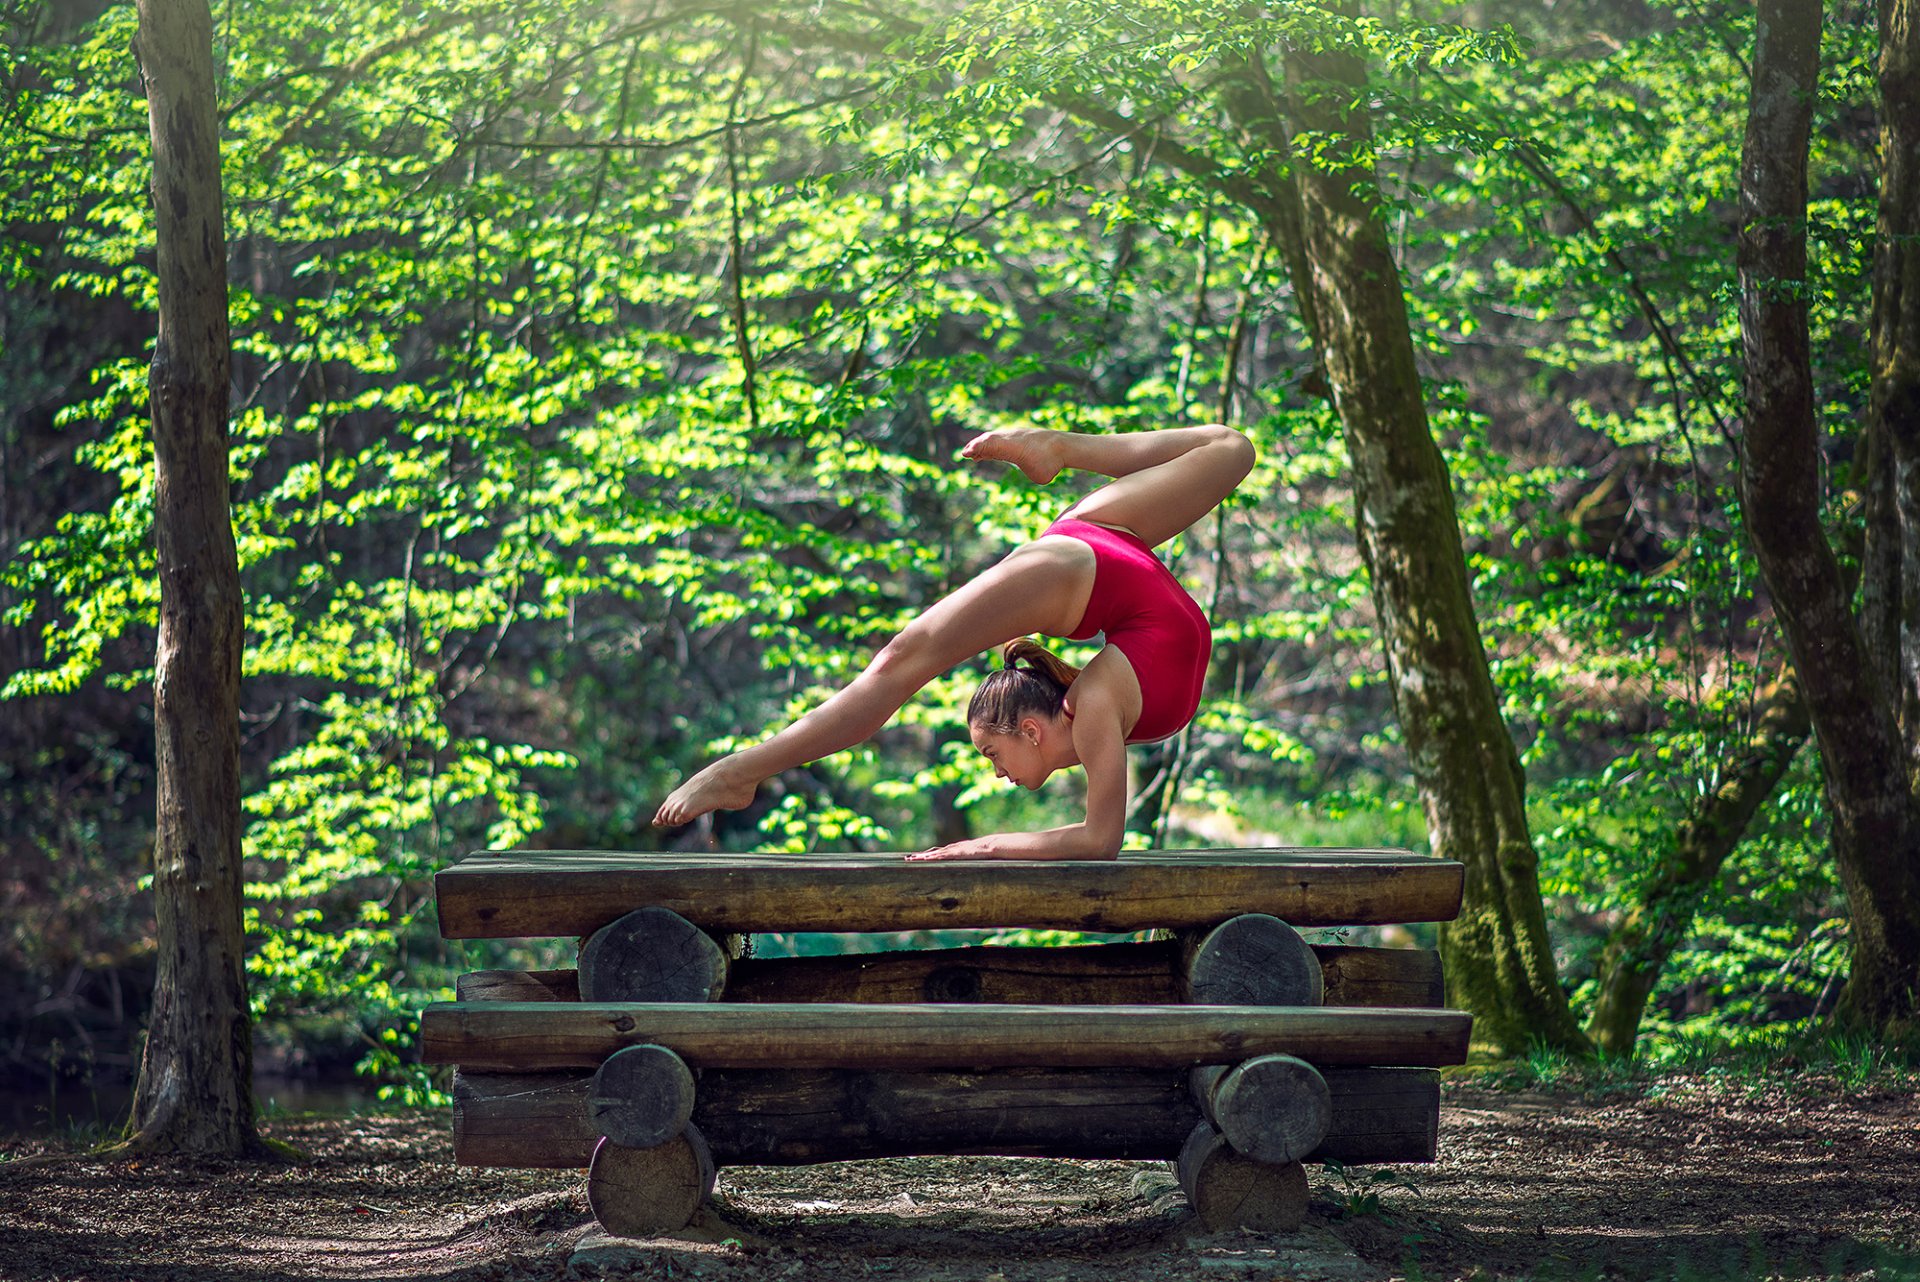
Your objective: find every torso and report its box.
[1036,517,1212,744]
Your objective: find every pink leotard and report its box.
[1042,517,1211,744]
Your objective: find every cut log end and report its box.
[586,1127,716,1237]
[589,1043,697,1150]
[1182,913,1323,1006]
[1176,1122,1308,1233]
[578,906,728,1003]
[1191,1053,1332,1165]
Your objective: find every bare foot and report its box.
[652,759,759,827]
[959,428,1063,484]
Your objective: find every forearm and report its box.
[964,824,1122,861]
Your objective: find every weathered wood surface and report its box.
[434,848,1464,938]
[459,969,580,1002]
[451,1066,1441,1167]
[586,1129,714,1236]
[579,907,729,1003]
[455,942,1444,1009]
[1180,914,1323,1005]
[1189,1054,1331,1164]
[1315,944,1447,1008]
[588,1044,696,1150]
[421,1001,1472,1071]
[1177,1122,1308,1232]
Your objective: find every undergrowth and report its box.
[1456,1020,1920,1099]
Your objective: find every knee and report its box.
[868,627,937,694]
[1204,424,1257,478]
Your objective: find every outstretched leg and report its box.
[652,538,1095,827]
[963,423,1255,549]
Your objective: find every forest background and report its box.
[1,0,1909,1116]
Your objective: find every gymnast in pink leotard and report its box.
[654,424,1255,861]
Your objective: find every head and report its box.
[967,639,1082,789]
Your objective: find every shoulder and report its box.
[1066,647,1142,734]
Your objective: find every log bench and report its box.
[421,848,1469,1237]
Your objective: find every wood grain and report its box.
[588,1043,696,1150]
[434,848,1464,938]
[1189,1054,1332,1164]
[450,1065,1442,1168]
[1177,1122,1308,1232]
[454,942,1446,1009]
[586,1129,714,1236]
[420,1001,1472,1071]
[578,906,728,1003]
[1180,914,1324,1005]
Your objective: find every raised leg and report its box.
[963,424,1255,549]
[652,538,1095,827]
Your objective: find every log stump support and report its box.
[589,1043,697,1150]
[586,1127,716,1236]
[1180,913,1323,1006]
[578,906,729,1003]
[1176,1121,1309,1233]
[1189,1053,1332,1165]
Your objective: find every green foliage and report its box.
[1321,1159,1424,1223]
[1464,1019,1920,1100]
[0,0,1886,1095]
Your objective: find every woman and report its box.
[652,423,1256,860]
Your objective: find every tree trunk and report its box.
[123,0,255,1154]
[1276,26,1587,1054]
[1736,0,1920,1030]
[1866,0,1920,765]
[1586,679,1810,1054]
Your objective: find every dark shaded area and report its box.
[2,1079,1916,1281]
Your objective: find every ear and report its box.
[1020,715,1045,744]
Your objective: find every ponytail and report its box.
[968,638,1082,735]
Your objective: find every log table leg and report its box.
[1179,913,1323,1006]
[589,1043,698,1151]
[579,906,730,1003]
[586,1127,717,1236]
[1175,1121,1308,1233]
[1189,1053,1332,1164]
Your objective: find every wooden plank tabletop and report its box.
[420,1000,1474,1071]
[434,848,1463,939]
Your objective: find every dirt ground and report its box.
[3,1077,1917,1282]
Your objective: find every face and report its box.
[970,721,1052,790]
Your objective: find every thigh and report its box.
[883,538,1096,688]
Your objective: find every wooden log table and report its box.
[424,847,1469,1237]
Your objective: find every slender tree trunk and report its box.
[1586,679,1811,1055]
[1278,24,1587,1054]
[123,0,256,1154]
[1736,0,1920,1031]
[1870,0,1920,773]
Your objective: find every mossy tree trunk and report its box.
[1737,0,1920,1032]
[1268,24,1588,1055]
[123,0,256,1155]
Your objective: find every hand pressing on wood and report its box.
[906,829,1121,861]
